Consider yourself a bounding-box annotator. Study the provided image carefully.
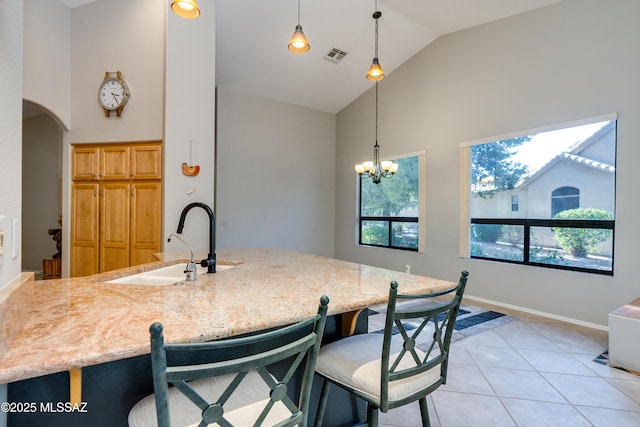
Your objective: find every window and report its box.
[460,114,616,275]
[551,186,579,216]
[358,152,425,252]
[511,195,519,212]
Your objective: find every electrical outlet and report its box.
[405,264,411,274]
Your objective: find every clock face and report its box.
[98,78,128,110]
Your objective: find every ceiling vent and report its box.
[324,48,348,63]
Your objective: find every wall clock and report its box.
[98,71,130,117]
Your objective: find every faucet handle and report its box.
[184,261,197,281]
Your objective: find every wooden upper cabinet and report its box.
[72,142,161,181]
[131,145,162,180]
[72,147,100,180]
[100,146,130,180]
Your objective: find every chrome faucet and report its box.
[167,233,198,281]
[176,202,216,273]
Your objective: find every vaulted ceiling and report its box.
[59,0,565,113]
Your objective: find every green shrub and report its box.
[553,208,613,257]
[471,223,502,243]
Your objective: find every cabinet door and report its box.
[72,147,100,180]
[131,144,162,180]
[71,183,99,277]
[130,182,162,266]
[100,146,130,180]
[100,183,130,272]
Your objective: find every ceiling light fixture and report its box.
[288,0,310,53]
[354,82,398,184]
[366,6,384,80]
[171,0,201,19]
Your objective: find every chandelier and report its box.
[354,82,398,184]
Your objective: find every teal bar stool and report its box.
[314,272,469,427]
[129,295,329,427]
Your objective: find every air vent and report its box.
[324,48,348,63]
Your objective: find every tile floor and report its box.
[374,299,640,427]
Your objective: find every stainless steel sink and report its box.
[106,263,235,286]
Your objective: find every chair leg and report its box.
[314,378,331,427]
[367,403,379,427]
[418,397,431,427]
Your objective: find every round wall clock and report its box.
[98,71,130,117]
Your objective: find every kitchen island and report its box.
[0,248,457,426]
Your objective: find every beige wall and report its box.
[334,0,640,327]
[216,87,336,257]
[0,0,23,290]
[22,114,62,271]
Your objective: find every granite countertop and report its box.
[0,248,456,384]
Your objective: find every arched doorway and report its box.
[22,100,64,278]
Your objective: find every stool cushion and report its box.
[315,333,441,406]
[128,370,293,426]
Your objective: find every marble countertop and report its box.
[0,248,456,384]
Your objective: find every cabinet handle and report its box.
[131,173,135,177]
[93,188,97,196]
[93,174,97,179]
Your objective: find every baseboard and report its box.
[463,294,608,332]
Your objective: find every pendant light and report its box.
[288,0,310,53]
[171,0,201,19]
[354,82,399,184]
[366,8,384,80]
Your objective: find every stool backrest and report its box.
[150,295,329,427]
[379,271,468,410]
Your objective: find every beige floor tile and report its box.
[516,348,598,376]
[463,344,534,370]
[501,398,592,427]
[542,372,640,411]
[576,405,640,427]
[480,367,567,403]
[440,363,495,395]
[432,390,516,426]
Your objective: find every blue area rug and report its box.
[368,303,513,341]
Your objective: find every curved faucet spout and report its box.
[176,202,216,273]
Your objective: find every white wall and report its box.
[0,1,23,292]
[22,114,62,271]
[216,87,336,257]
[68,0,164,143]
[23,0,70,130]
[334,0,640,327]
[0,2,22,424]
[163,4,216,254]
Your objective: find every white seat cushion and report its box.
[315,334,442,406]
[128,369,294,427]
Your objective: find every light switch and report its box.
[0,229,4,256]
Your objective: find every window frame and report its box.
[357,150,426,252]
[459,113,617,275]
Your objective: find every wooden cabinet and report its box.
[71,142,162,277]
[131,145,162,180]
[70,183,99,277]
[72,147,100,180]
[71,143,162,181]
[130,182,162,266]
